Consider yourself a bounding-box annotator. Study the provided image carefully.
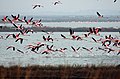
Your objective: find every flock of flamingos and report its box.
[0,13,120,56]
[0,0,120,57]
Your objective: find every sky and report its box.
[0,0,120,16]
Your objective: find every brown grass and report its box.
[0,65,120,79]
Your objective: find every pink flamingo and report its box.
[96,12,103,18]
[1,16,8,22]
[11,14,20,22]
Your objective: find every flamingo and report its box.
[41,50,51,54]
[11,14,20,22]
[1,16,8,22]
[117,50,120,55]
[8,18,14,24]
[97,47,107,52]
[71,46,80,52]
[96,12,103,18]
[55,48,67,53]
[32,19,43,27]
[32,4,43,9]
[112,39,120,47]
[6,46,15,51]
[82,47,93,53]
[61,34,67,39]
[24,17,33,24]
[53,1,62,5]
[107,48,115,53]
[18,16,26,22]
[102,39,111,47]
[41,45,54,54]
[6,33,20,39]
[13,23,24,30]
[15,38,23,44]
[7,46,24,54]
[69,28,74,35]
[92,37,97,42]
[43,35,53,42]
[114,0,117,2]
[88,27,101,35]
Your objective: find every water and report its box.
[0,15,120,66]
[0,15,120,28]
[0,32,120,67]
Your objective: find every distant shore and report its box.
[0,26,120,32]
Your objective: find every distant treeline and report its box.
[0,26,120,32]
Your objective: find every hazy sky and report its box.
[0,0,120,15]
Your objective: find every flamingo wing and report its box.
[33,5,37,9]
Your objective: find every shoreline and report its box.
[0,26,120,32]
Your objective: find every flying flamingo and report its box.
[69,28,74,35]
[92,37,97,43]
[117,50,120,55]
[32,4,44,9]
[53,1,62,5]
[7,46,24,54]
[8,18,14,24]
[18,16,26,22]
[11,14,20,22]
[1,16,8,22]
[96,12,103,18]
[71,46,80,52]
[41,45,54,54]
[114,0,117,2]
[13,23,24,30]
[15,38,24,44]
[6,46,16,51]
[55,48,67,53]
[6,33,20,39]
[43,35,53,42]
[82,47,93,53]
[61,34,67,39]
[24,17,33,24]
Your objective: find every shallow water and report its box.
[0,32,120,67]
